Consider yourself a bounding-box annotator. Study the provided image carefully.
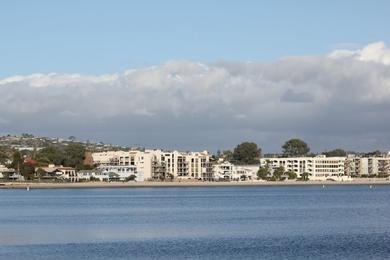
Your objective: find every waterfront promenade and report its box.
[1,179,389,189]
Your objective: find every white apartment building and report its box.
[213,162,259,181]
[213,162,234,180]
[261,155,349,181]
[235,165,260,180]
[183,151,212,180]
[92,149,211,181]
[97,165,138,181]
[78,169,109,182]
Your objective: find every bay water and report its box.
[0,185,389,259]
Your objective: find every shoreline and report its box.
[1,179,389,189]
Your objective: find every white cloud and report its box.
[1,42,390,152]
[329,41,390,65]
[359,42,390,65]
[328,49,356,59]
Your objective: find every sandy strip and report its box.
[0,179,389,189]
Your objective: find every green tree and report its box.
[10,151,24,170]
[35,168,46,181]
[232,142,261,164]
[36,156,50,167]
[257,167,269,180]
[273,166,285,181]
[300,172,310,181]
[365,150,382,157]
[125,174,137,181]
[0,146,11,164]
[240,175,247,181]
[36,146,65,165]
[90,176,99,182]
[9,151,37,180]
[63,143,86,170]
[323,149,347,157]
[21,163,35,180]
[286,170,297,179]
[282,139,310,157]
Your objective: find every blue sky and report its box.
[1,1,390,152]
[1,0,390,78]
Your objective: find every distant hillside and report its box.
[0,134,129,155]
[0,134,135,171]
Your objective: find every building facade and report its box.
[348,156,390,177]
[261,155,349,181]
[212,162,259,181]
[78,169,109,182]
[97,165,138,181]
[0,165,15,179]
[36,165,77,182]
[92,149,211,181]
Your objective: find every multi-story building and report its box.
[185,151,212,180]
[213,162,234,180]
[260,155,349,181]
[212,162,259,181]
[348,155,390,177]
[92,150,152,181]
[91,149,211,181]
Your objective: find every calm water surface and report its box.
[0,185,389,259]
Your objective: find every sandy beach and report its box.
[1,179,389,189]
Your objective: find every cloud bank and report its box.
[1,42,390,152]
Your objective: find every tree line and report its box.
[5,143,92,180]
[215,138,363,165]
[217,138,312,164]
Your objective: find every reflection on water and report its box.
[1,186,390,259]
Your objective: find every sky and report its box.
[1,0,390,153]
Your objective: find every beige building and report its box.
[348,156,390,177]
[92,150,151,181]
[92,149,211,181]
